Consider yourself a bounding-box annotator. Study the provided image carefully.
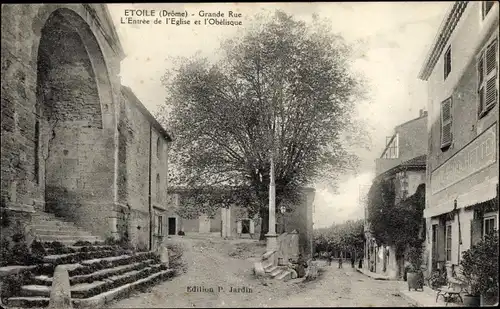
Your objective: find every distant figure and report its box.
[327,252,333,266]
[351,255,355,268]
[338,256,343,268]
[358,257,363,269]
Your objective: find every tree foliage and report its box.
[460,231,499,296]
[159,10,367,238]
[313,219,365,255]
[367,178,426,254]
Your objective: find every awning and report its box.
[424,177,498,218]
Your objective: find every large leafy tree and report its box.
[159,10,367,239]
[313,219,365,256]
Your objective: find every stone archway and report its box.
[35,8,114,227]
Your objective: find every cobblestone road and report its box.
[106,235,413,308]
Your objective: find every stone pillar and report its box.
[237,220,242,234]
[290,230,299,260]
[221,207,231,239]
[266,156,278,252]
[249,219,255,234]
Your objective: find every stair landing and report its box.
[31,212,103,245]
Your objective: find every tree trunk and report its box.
[259,206,269,240]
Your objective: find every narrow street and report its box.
[106,235,412,308]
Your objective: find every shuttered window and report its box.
[440,98,453,149]
[478,39,498,118]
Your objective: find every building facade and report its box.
[167,187,316,257]
[364,111,428,279]
[418,1,499,275]
[1,4,172,251]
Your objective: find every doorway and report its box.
[168,217,176,235]
[242,219,250,234]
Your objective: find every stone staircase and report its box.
[263,263,292,281]
[4,244,175,309]
[31,212,103,245]
[255,251,293,282]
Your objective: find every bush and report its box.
[0,270,33,300]
[460,231,499,296]
[74,240,92,246]
[0,239,13,267]
[406,245,423,273]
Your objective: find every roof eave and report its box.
[418,2,468,81]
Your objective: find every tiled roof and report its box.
[400,155,427,167]
[376,155,427,181]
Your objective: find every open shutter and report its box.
[440,98,452,148]
[470,219,483,247]
[478,53,485,116]
[484,40,498,110]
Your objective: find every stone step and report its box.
[264,265,278,273]
[66,252,156,277]
[72,269,175,308]
[6,269,175,309]
[42,250,122,264]
[21,264,165,299]
[35,229,94,237]
[33,259,155,286]
[36,235,102,245]
[276,270,292,281]
[32,221,79,229]
[270,268,283,278]
[43,245,113,255]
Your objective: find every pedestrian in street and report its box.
[350,255,355,268]
[358,257,363,269]
[327,251,333,266]
[338,255,343,268]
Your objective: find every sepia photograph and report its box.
[0,2,498,308]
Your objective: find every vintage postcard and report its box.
[1,2,498,308]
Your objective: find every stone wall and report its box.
[1,4,122,211]
[117,86,170,249]
[1,4,171,249]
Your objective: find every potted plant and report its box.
[406,246,424,291]
[459,232,498,307]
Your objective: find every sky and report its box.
[107,2,451,229]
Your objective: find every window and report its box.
[477,39,498,118]
[444,46,452,79]
[483,215,497,236]
[482,1,494,19]
[157,215,163,236]
[383,134,399,158]
[445,223,452,262]
[440,98,453,149]
[156,137,161,159]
